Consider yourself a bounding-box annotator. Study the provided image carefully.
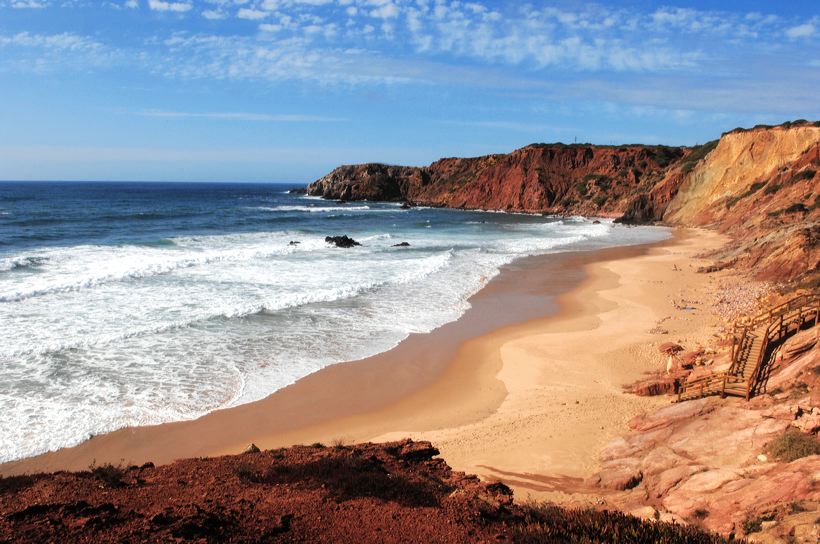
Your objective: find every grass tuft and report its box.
[764,430,820,462]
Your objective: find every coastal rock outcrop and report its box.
[325,235,361,248]
[592,329,820,538]
[307,120,819,282]
[308,144,687,218]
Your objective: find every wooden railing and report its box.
[677,291,819,402]
[734,292,819,332]
[745,298,819,399]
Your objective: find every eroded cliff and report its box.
[308,144,687,217]
[307,121,819,282]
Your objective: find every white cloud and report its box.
[237,7,267,20]
[147,0,191,12]
[369,2,397,19]
[137,109,345,122]
[785,23,814,38]
[8,0,49,7]
[0,31,102,51]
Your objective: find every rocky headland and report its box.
[308,120,819,284]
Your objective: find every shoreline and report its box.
[1,227,727,500]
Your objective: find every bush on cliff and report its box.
[764,430,820,462]
[513,501,731,543]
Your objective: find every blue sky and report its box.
[0,1,818,182]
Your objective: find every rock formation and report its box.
[592,329,820,540]
[0,440,729,543]
[307,120,820,282]
[308,144,686,218]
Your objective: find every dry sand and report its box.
[1,228,729,504]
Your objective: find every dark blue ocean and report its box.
[0,181,668,462]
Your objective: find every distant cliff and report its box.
[308,143,687,218]
[307,121,819,282]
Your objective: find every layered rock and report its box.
[307,120,820,282]
[308,144,687,217]
[591,329,820,538]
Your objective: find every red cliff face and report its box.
[307,121,820,283]
[308,143,687,218]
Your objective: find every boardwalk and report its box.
[677,292,819,402]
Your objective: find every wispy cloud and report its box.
[1,2,817,117]
[785,23,815,39]
[147,0,192,13]
[137,109,346,122]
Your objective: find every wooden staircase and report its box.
[677,292,819,402]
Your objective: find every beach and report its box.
[1,227,727,502]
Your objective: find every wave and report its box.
[0,255,49,272]
[0,240,334,303]
[253,205,407,214]
[4,251,454,358]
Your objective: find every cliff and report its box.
[307,121,820,282]
[663,124,819,282]
[309,144,687,217]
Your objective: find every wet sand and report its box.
[1,227,727,502]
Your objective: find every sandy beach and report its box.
[1,227,728,502]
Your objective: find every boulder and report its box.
[242,443,261,454]
[325,235,361,248]
[658,342,684,355]
[397,440,439,462]
[648,464,707,498]
[392,242,411,247]
[593,458,643,490]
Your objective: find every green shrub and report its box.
[575,181,588,196]
[725,196,741,209]
[763,184,781,195]
[513,501,730,543]
[87,462,127,488]
[784,203,808,214]
[789,169,815,184]
[680,140,719,173]
[764,430,820,462]
[594,195,608,207]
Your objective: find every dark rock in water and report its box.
[592,220,601,224]
[289,241,300,246]
[400,202,412,209]
[325,235,360,248]
[392,242,411,247]
[287,188,307,194]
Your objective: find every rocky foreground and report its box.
[0,440,731,543]
[594,329,819,542]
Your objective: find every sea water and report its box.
[0,181,669,462]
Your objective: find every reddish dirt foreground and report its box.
[0,440,731,543]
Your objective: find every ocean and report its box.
[0,181,669,463]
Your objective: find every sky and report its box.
[0,1,818,182]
